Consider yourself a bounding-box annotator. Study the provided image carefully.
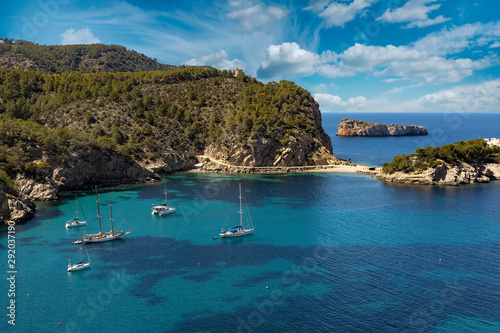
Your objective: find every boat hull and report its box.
[220,228,254,238]
[152,207,176,215]
[65,221,87,228]
[73,231,132,244]
[68,262,91,272]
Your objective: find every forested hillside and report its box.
[0,40,336,222]
[0,40,183,73]
[0,66,335,187]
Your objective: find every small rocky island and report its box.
[336,119,428,137]
[375,139,500,186]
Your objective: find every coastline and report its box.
[373,162,500,186]
[184,155,381,175]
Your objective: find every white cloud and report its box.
[490,41,500,48]
[257,42,320,78]
[377,0,450,29]
[413,22,500,56]
[314,93,367,107]
[60,28,100,45]
[406,15,449,28]
[420,79,500,111]
[226,0,287,31]
[314,93,343,106]
[183,50,246,70]
[311,0,379,27]
[303,0,330,12]
[322,79,500,113]
[258,41,492,85]
[374,55,492,84]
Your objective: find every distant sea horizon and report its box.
[321,112,500,166]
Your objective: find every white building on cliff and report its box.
[484,138,500,147]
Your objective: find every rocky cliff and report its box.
[337,119,428,137]
[0,148,197,224]
[374,162,500,186]
[204,101,336,167]
[0,181,36,223]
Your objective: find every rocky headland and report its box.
[0,68,339,224]
[336,119,428,137]
[374,162,500,186]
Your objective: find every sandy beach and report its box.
[190,155,381,175]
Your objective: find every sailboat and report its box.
[65,194,87,228]
[151,179,175,215]
[68,243,91,272]
[219,183,254,238]
[73,187,132,244]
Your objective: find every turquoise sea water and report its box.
[2,113,500,332]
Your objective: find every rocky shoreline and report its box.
[0,149,198,225]
[1,151,341,225]
[187,156,372,174]
[373,162,500,186]
[337,119,428,137]
[3,152,499,225]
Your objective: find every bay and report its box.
[1,113,500,332]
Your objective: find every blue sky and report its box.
[2,0,500,113]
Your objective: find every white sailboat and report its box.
[68,243,91,272]
[152,179,175,216]
[73,187,132,244]
[65,194,87,228]
[219,183,254,238]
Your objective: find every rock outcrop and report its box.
[204,101,337,167]
[337,119,428,137]
[0,148,201,224]
[374,162,500,186]
[0,182,36,223]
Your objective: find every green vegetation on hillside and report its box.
[0,67,245,151]
[382,139,500,174]
[0,115,112,186]
[0,61,328,182]
[0,41,182,73]
[233,81,318,144]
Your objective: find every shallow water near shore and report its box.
[1,113,500,332]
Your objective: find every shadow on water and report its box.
[52,232,500,333]
[164,240,500,333]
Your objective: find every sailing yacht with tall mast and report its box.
[65,194,87,228]
[68,243,91,272]
[219,183,254,238]
[73,187,132,244]
[151,179,175,215]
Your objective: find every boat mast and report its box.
[164,182,168,205]
[96,187,102,235]
[239,183,243,227]
[109,194,114,236]
[75,194,79,219]
[163,178,168,206]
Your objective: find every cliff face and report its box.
[337,119,428,137]
[0,148,198,225]
[0,182,35,223]
[203,101,336,167]
[374,162,500,186]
